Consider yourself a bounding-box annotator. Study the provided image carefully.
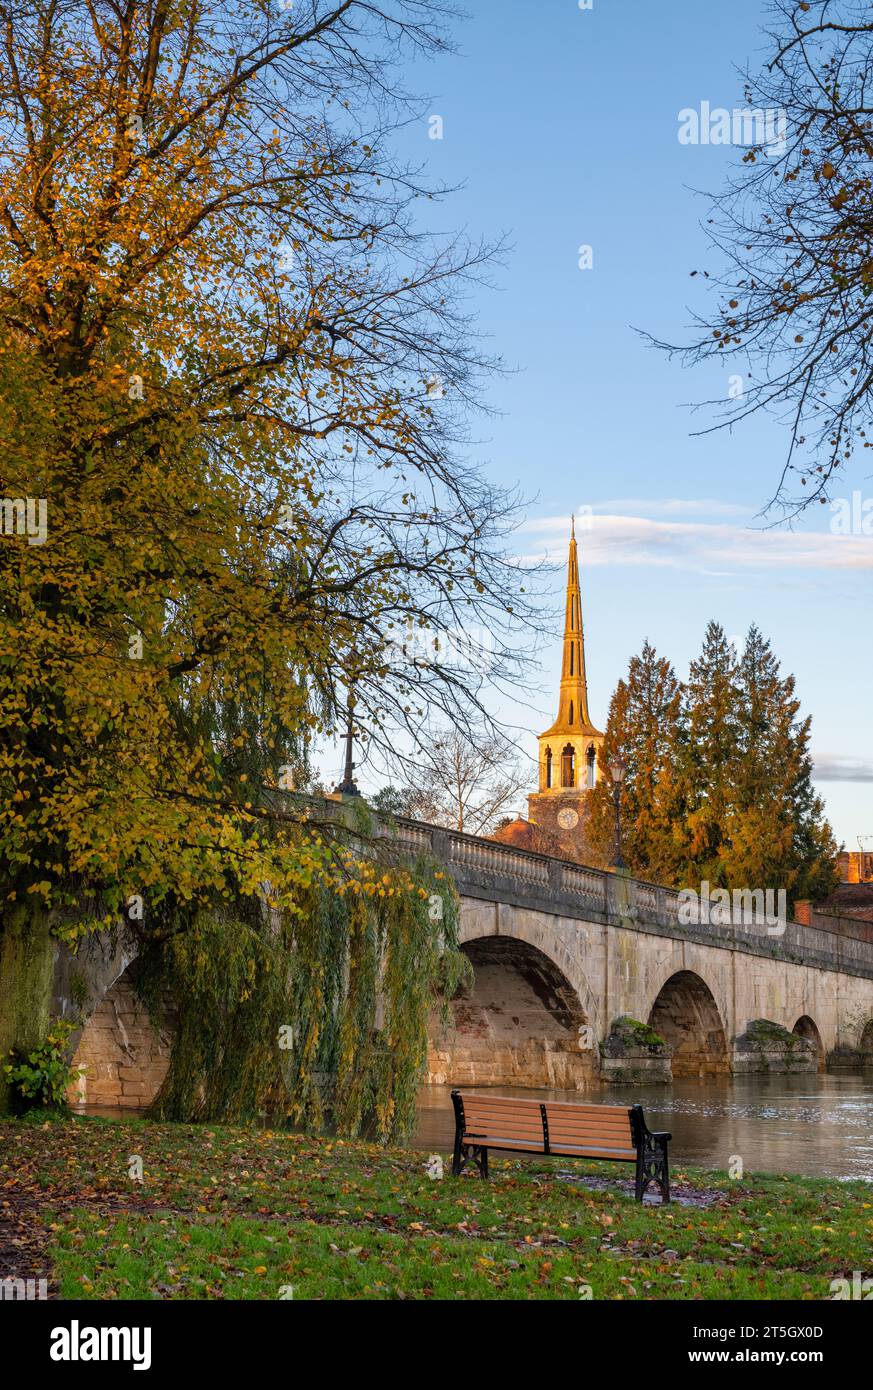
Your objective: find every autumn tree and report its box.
[0,0,538,1119]
[652,0,873,512]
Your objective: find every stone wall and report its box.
[67,972,173,1110]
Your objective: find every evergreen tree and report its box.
[592,621,838,908]
[586,679,630,870]
[722,626,837,905]
[586,641,683,878]
[678,622,741,887]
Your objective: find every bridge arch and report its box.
[792,1015,825,1070]
[455,902,601,1026]
[647,969,729,1077]
[428,907,600,1090]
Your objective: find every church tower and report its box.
[527,519,604,858]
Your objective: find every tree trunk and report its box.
[0,904,55,1114]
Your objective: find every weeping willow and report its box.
[135,854,469,1142]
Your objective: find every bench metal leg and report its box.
[635,1136,670,1204]
[451,1089,466,1177]
[661,1146,670,1203]
[452,1129,463,1177]
[453,1143,489,1179]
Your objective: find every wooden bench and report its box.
[450,1089,671,1203]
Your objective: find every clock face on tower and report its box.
[557,807,579,831]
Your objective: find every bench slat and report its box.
[463,1135,636,1160]
[459,1100,542,1114]
[539,1100,632,1115]
[460,1095,630,1115]
[461,1103,543,1118]
[464,1128,544,1142]
[461,1121,543,1135]
[550,1145,636,1160]
[461,1100,544,1115]
[545,1118,633,1137]
[462,1118,542,1132]
[542,1112,631,1123]
[462,1110,544,1121]
[462,1104,628,1122]
[462,1136,547,1152]
[542,1111,632,1128]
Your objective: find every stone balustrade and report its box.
[293,797,873,983]
[388,816,873,984]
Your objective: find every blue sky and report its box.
[326,0,873,849]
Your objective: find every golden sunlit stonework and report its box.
[527,519,604,859]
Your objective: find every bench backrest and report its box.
[459,1093,550,1148]
[541,1099,635,1156]
[455,1091,636,1155]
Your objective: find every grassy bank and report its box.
[1,1113,870,1300]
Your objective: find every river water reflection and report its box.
[413,1074,873,1182]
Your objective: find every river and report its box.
[413,1074,873,1182]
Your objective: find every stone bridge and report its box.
[54,818,873,1106]
[405,824,873,1090]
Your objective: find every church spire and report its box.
[541,519,598,737]
[527,519,605,845]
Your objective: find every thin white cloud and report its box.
[521,511,873,573]
[519,501,750,537]
[813,755,873,784]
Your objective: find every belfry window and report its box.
[544,746,553,789]
[561,743,575,788]
[569,700,574,726]
[570,645,574,675]
[586,744,596,788]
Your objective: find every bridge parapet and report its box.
[382,816,873,984]
[294,798,873,982]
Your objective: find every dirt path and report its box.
[0,1190,57,1298]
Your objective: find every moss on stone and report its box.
[744,1018,800,1046]
[601,1015,669,1057]
[613,1015,668,1048]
